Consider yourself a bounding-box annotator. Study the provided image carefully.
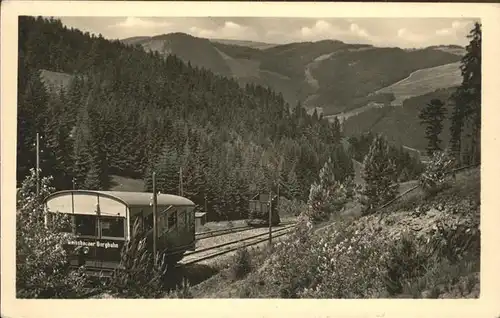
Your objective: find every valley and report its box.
[122,34,463,116]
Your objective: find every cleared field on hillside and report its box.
[40,69,73,90]
[109,175,145,192]
[376,62,461,106]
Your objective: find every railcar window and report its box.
[168,210,177,231]
[145,213,153,231]
[75,215,97,236]
[160,208,170,229]
[178,209,185,227]
[100,217,125,238]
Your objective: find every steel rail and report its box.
[185,224,296,257]
[195,221,296,240]
[195,224,253,237]
[180,228,295,266]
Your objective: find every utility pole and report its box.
[36,132,40,196]
[268,188,272,247]
[204,194,207,213]
[72,178,76,190]
[179,167,183,196]
[152,172,158,263]
[277,175,280,213]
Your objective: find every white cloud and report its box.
[112,17,171,29]
[397,28,427,43]
[436,20,471,37]
[84,17,477,48]
[188,20,257,40]
[296,20,377,43]
[224,21,242,30]
[350,23,369,38]
[298,20,344,39]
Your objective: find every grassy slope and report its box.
[209,38,278,50]
[39,69,74,90]
[376,62,462,106]
[189,167,480,298]
[342,87,456,152]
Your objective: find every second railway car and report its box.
[247,193,280,227]
[44,190,196,275]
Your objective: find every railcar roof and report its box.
[46,190,195,207]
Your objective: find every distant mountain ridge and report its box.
[121,32,464,116]
[209,38,278,50]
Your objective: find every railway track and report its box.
[195,221,296,240]
[180,223,297,266]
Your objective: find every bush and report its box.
[230,248,253,281]
[383,232,433,296]
[419,149,456,196]
[108,218,168,298]
[278,197,307,217]
[426,213,480,264]
[267,216,389,298]
[16,169,91,298]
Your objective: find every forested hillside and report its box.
[124,33,462,114]
[17,17,347,221]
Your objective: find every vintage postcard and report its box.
[1,1,500,318]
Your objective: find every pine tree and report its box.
[41,90,74,189]
[17,69,49,185]
[361,134,399,213]
[284,168,301,200]
[419,98,447,156]
[449,22,481,165]
[306,157,349,222]
[147,143,180,195]
[331,144,354,182]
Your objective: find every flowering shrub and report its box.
[419,149,456,196]
[265,215,316,297]
[267,216,389,298]
[265,189,480,299]
[16,169,90,298]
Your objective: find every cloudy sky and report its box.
[56,17,478,48]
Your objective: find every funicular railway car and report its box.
[44,190,196,276]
